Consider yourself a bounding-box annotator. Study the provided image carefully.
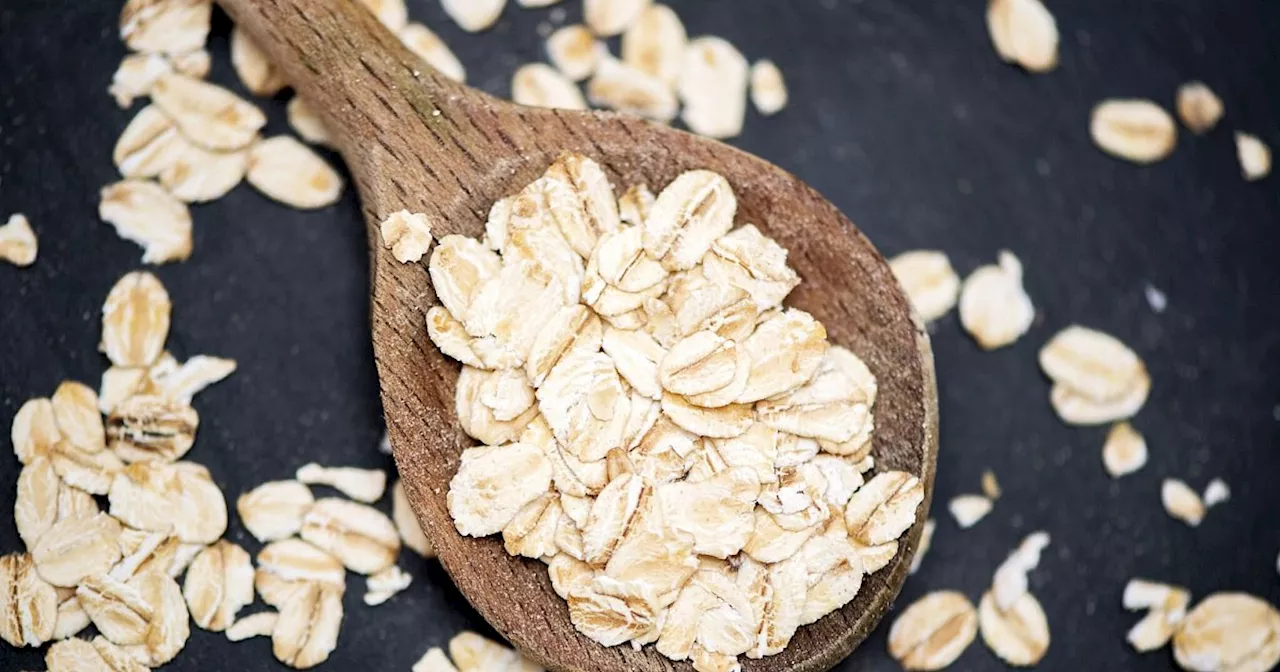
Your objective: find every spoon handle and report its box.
[217,0,495,221]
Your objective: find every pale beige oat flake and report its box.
[183,540,254,632]
[401,23,467,83]
[379,210,435,264]
[888,250,960,322]
[948,494,993,529]
[0,213,37,267]
[621,4,686,84]
[888,590,978,671]
[0,553,58,648]
[246,136,344,209]
[296,463,387,503]
[108,461,228,544]
[358,0,408,31]
[678,37,749,139]
[159,140,248,203]
[1102,421,1148,477]
[909,518,936,575]
[978,590,1050,666]
[230,27,286,96]
[1174,593,1280,672]
[512,63,587,110]
[12,398,62,464]
[300,498,400,574]
[1203,478,1230,508]
[986,0,1059,72]
[1090,99,1177,164]
[1162,479,1206,527]
[286,96,334,147]
[585,0,652,36]
[51,381,107,455]
[99,181,194,264]
[109,53,172,108]
[449,630,541,670]
[363,565,413,606]
[750,60,787,116]
[440,0,506,33]
[255,539,345,608]
[959,250,1034,349]
[1176,82,1224,134]
[106,394,199,463]
[237,480,315,542]
[113,105,184,179]
[15,458,61,549]
[1236,132,1272,181]
[151,73,265,151]
[119,0,212,57]
[226,610,278,642]
[412,647,459,672]
[272,582,343,669]
[845,471,924,546]
[100,272,172,368]
[547,25,604,81]
[32,512,123,588]
[587,56,679,122]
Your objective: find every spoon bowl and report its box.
[220,1,938,669]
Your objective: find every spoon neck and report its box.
[218,0,476,204]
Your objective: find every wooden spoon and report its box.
[220,1,938,669]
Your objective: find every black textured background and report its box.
[2,1,1279,670]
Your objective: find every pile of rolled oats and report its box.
[422,151,921,671]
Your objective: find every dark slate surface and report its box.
[2,0,1278,670]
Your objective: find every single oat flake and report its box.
[272,582,343,669]
[300,497,401,574]
[1040,325,1150,425]
[0,552,58,648]
[887,590,978,671]
[958,251,1034,349]
[99,180,194,264]
[948,494,993,529]
[986,0,1059,73]
[109,52,173,108]
[230,27,286,97]
[1173,593,1280,672]
[393,479,435,558]
[400,23,466,83]
[0,213,37,267]
[584,0,652,37]
[1203,478,1230,508]
[150,72,266,152]
[889,250,960,323]
[587,56,679,122]
[1090,99,1178,165]
[226,610,278,642]
[286,96,334,147]
[357,0,408,31]
[296,463,387,503]
[750,60,788,116]
[978,590,1050,666]
[119,0,212,57]
[1162,479,1206,527]
[1176,82,1224,135]
[246,136,345,209]
[512,63,588,110]
[1102,422,1148,477]
[440,0,506,33]
[101,271,171,370]
[1236,132,1272,181]
[621,4,686,85]
[547,25,604,81]
[678,37,750,140]
[237,479,315,542]
[183,540,254,632]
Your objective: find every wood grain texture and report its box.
[217,1,938,670]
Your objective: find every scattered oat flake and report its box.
[108,461,229,544]
[1173,593,1280,672]
[1162,479,1206,527]
[230,27,286,97]
[159,140,249,204]
[400,23,466,84]
[587,55,678,122]
[959,250,1034,349]
[12,398,62,465]
[1090,99,1177,164]
[51,381,106,454]
[300,497,400,574]
[99,180,194,264]
[584,0,652,36]
[183,540,254,632]
[172,48,211,78]
[151,73,266,152]
[750,60,787,116]
[100,271,171,370]
[358,0,408,31]
[888,590,978,671]
[978,591,1050,666]
[153,354,237,404]
[621,4,686,84]
[412,647,459,672]
[364,565,413,606]
[0,553,58,648]
[1202,478,1230,508]
[980,470,1001,499]
[888,250,960,323]
[296,463,387,503]
[237,479,315,542]
[440,0,506,33]
[512,63,588,110]
[272,582,343,669]
[1236,132,1272,181]
[226,610,278,642]
[986,0,1059,73]
[246,136,344,209]
[32,513,123,588]
[109,52,173,108]
[120,0,212,57]
[1176,82,1224,135]
[547,25,603,81]
[909,518,935,575]
[1101,422,1148,478]
[392,480,435,558]
[1040,325,1150,425]
[286,96,334,147]
[106,393,200,463]
[449,630,540,670]
[948,495,993,529]
[678,37,749,139]
[0,213,38,267]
